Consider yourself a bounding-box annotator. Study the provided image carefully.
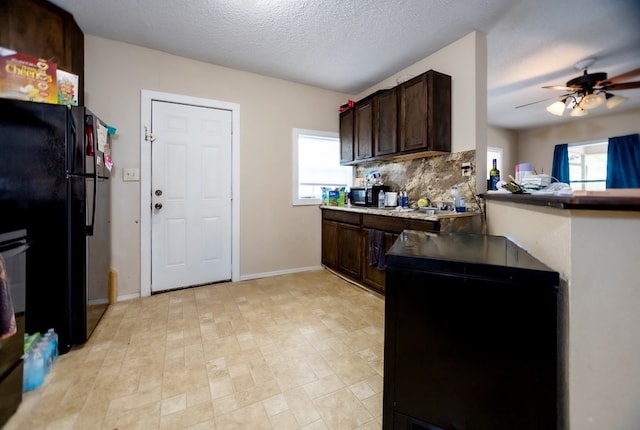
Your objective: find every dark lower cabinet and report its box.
[362,229,396,293]
[383,230,560,430]
[337,224,361,279]
[322,208,442,295]
[321,210,362,281]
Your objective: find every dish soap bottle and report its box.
[378,190,385,208]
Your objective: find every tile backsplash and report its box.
[355,150,477,210]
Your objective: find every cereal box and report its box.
[0,47,57,104]
[56,69,79,106]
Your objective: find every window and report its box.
[292,128,353,206]
[568,141,607,190]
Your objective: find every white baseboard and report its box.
[239,265,324,281]
[114,292,141,303]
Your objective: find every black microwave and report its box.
[350,186,390,206]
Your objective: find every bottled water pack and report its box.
[22,328,58,392]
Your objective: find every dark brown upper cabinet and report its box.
[1,0,85,105]
[398,70,451,154]
[339,108,355,164]
[354,96,374,161]
[374,88,397,157]
[339,69,451,165]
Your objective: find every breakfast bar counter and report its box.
[483,190,640,429]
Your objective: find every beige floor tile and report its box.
[5,270,386,430]
[313,388,374,430]
[269,409,300,429]
[214,401,271,430]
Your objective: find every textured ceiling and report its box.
[49,0,640,130]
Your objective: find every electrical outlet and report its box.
[461,162,471,177]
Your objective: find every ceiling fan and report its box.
[516,58,640,117]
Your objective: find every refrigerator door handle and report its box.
[86,117,98,237]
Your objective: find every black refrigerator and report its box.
[0,97,111,354]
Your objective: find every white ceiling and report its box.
[49,0,640,130]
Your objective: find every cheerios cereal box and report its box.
[56,69,78,106]
[0,47,57,104]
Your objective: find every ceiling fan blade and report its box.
[542,85,579,91]
[596,67,640,87]
[601,81,640,91]
[515,93,572,109]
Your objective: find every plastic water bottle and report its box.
[44,328,59,364]
[378,190,385,208]
[23,347,45,392]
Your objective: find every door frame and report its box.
[140,90,240,297]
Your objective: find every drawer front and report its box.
[322,209,361,225]
[406,219,438,232]
[362,214,406,233]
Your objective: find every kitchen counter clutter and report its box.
[321,203,482,221]
[483,189,640,211]
[321,205,481,294]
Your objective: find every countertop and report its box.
[387,229,559,284]
[320,204,481,221]
[483,191,640,211]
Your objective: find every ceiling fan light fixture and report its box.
[546,100,566,116]
[570,106,588,117]
[579,93,604,110]
[605,93,628,109]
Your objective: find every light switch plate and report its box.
[123,167,140,181]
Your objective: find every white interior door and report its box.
[150,101,232,293]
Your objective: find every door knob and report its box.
[155,189,163,196]
[154,203,163,210]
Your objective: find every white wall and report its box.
[516,107,640,176]
[84,35,349,297]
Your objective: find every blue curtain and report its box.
[551,143,570,183]
[607,133,640,188]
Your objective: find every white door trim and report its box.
[140,90,240,297]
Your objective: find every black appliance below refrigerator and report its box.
[0,98,111,354]
[0,229,28,427]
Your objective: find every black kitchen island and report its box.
[383,230,561,430]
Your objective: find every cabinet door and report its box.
[398,70,451,153]
[354,98,374,160]
[338,224,361,279]
[339,109,354,164]
[321,221,339,269]
[362,230,397,293]
[374,89,397,156]
[398,73,429,152]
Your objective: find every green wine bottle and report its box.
[490,159,501,190]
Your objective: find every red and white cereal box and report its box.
[0,47,57,104]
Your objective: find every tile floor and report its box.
[6,269,386,430]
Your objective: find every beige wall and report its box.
[487,126,518,181]
[84,35,349,297]
[85,31,485,298]
[516,107,640,177]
